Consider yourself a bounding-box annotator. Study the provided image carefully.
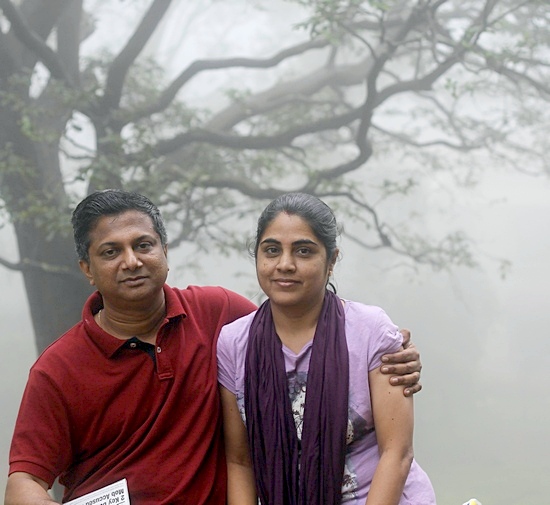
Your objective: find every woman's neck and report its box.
[271,298,324,354]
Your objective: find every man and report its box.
[5,190,422,504]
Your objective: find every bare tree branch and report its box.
[0,0,74,85]
[484,56,550,97]
[115,38,330,128]
[100,0,174,114]
[149,107,360,156]
[0,254,80,277]
[56,0,83,86]
[372,123,485,151]
[0,255,21,271]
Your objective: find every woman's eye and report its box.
[264,246,279,255]
[297,247,311,255]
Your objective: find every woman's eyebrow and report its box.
[260,238,281,245]
[292,239,317,246]
[260,238,318,246]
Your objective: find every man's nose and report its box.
[122,248,142,270]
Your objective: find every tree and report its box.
[0,0,548,352]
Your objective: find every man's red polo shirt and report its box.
[9,284,256,504]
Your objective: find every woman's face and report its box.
[256,212,335,312]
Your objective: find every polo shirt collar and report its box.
[82,284,187,359]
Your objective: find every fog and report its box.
[2,168,549,504]
[2,2,550,504]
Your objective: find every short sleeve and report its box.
[367,307,403,371]
[216,311,255,397]
[9,368,72,486]
[217,326,238,394]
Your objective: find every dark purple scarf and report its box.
[244,290,349,505]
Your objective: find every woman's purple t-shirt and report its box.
[217,300,436,505]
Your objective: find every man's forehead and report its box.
[96,210,153,225]
[90,211,157,237]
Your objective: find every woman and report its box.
[217,193,435,505]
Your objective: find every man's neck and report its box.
[97,293,166,344]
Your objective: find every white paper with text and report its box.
[64,478,130,505]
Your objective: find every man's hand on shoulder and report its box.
[380,329,422,397]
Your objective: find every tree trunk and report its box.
[14,221,92,353]
[1,59,91,352]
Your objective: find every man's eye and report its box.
[137,242,153,251]
[102,249,117,257]
[297,247,311,255]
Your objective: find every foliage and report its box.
[1,0,550,348]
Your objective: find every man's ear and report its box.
[79,260,95,286]
[163,245,170,272]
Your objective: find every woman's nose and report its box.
[277,251,296,271]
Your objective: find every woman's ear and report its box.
[328,248,339,275]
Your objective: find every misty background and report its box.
[3,166,549,504]
[1,2,550,504]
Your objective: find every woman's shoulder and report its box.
[343,300,401,355]
[343,299,392,324]
[218,310,258,346]
[217,311,257,373]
